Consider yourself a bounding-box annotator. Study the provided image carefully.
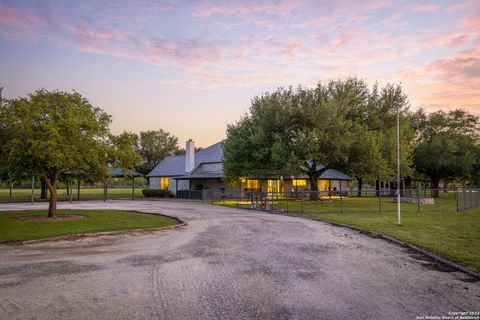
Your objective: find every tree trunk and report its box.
[40,178,47,200]
[45,169,58,218]
[432,177,440,198]
[443,180,449,193]
[357,177,363,197]
[308,174,319,201]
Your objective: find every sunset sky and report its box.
[1,0,479,147]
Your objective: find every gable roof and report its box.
[146,141,224,178]
[108,167,143,177]
[146,155,186,177]
[147,140,352,180]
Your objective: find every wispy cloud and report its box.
[0,0,479,112]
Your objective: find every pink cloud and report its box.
[194,0,298,18]
[463,10,480,29]
[381,13,408,29]
[409,3,439,12]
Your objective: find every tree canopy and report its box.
[0,89,139,217]
[411,109,480,195]
[223,78,412,199]
[134,129,179,176]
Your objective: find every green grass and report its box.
[0,188,145,202]
[214,195,480,272]
[0,209,177,243]
[307,210,480,272]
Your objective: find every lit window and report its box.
[160,177,170,190]
[293,179,307,187]
[247,179,260,189]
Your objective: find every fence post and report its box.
[301,197,304,214]
[414,188,419,212]
[378,188,382,213]
[340,183,343,214]
[103,179,107,202]
[31,175,35,205]
[132,177,135,200]
[475,188,478,208]
[77,179,80,201]
[8,176,13,203]
[463,188,466,211]
[69,178,73,203]
[456,188,459,212]
[286,196,289,213]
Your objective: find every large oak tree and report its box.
[0,89,138,217]
[223,79,411,200]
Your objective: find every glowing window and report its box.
[292,179,307,187]
[247,179,260,189]
[160,177,170,190]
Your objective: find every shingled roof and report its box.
[146,141,223,178]
[147,140,352,181]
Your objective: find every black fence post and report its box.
[378,188,382,213]
[417,188,420,212]
[456,188,459,212]
[31,175,35,205]
[103,180,107,202]
[8,176,13,203]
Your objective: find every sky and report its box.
[0,0,479,147]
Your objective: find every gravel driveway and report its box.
[0,200,478,320]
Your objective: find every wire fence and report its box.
[0,179,146,203]
[1,184,479,214]
[193,188,480,214]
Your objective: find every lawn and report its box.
[0,188,145,202]
[307,210,480,272]
[0,209,177,243]
[214,195,480,272]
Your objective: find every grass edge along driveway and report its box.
[0,209,178,243]
[306,210,480,273]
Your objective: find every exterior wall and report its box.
[329,180,349,192]
[169,179,177,195]
[176,179,190,192]
[149,177,160,189]
[196,163,222,173]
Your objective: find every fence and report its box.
[2,184,479,213]
[0,178,146,203]
[195,188,480,214]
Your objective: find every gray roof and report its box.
[297,169,352,180]
[146,155,186,177]
[108,167,143,177]
[146,141,223,178]
[147,140,352,181]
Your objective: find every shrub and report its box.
[142,189,174,198]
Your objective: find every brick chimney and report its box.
[185,139,195,172]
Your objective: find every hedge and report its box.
[142,189,174,198]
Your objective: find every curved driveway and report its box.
[0,200,478,320]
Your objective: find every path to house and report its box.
[0,200,478,320]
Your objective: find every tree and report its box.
[110,131,143,175]
[135,130,179,176]
[413,133,477,197]
[411,109,480,196]
[412,109,480,143]
[0,89,112,217]
[223,79,410,200]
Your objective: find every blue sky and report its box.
[1,0,479,146]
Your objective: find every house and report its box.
[146,139,352,197]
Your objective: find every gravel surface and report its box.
[0,200,478,320]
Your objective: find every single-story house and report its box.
[147,139,352,197]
